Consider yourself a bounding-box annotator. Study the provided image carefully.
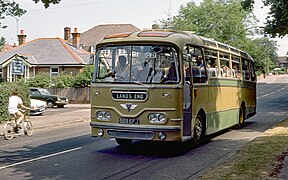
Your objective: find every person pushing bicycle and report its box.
[8,89,30,133]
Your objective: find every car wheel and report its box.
[47,101,54,108]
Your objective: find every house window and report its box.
[50,67,59,76]
[0,67,2,77]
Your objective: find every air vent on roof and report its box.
[104,32,133,39]
[137,31,173,37]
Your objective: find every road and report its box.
[0,75,287,180]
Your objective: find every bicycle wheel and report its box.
[3,122,15,140]
[24,121,33,136]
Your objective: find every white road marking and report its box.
[257,84,288,100]
[0,147,82,170]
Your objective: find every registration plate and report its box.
[119,118,139,124]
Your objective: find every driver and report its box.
[113,55,129,76]
[106,55,129,78]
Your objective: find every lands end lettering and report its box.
[112,92,146,100]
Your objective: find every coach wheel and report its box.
[193,114,205,145]
[238,105,245,128]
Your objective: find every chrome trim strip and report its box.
[91,106,176,118]
[170,118,183,122]
[90,122,181,131]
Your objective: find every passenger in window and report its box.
[222,65,230,77]
[207,59,218,76]
[232,65,241,78]
[197,56,204,67]
[161,62,177,83]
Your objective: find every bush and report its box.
[52,72,75,88]
[27,72,51,88]
[72,65,93,88]
[19,65,93,89]
[0,82,30,123]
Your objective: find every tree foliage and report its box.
[171,0,257,47]
[32,0,62,8]
[156,0,278,74]
[0,0,26,29]
[0,37,5,52]
[242,0,288,37]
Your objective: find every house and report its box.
[72,24,140,52]
[0,30,92,82]
[0,24,141,82]
[276,56,288,72]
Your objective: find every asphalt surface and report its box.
[258,75,288,179]
[0,75,287,178]
[0,104,90,133]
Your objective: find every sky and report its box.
[0,0,287,56]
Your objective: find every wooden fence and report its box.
[48,87,90,104]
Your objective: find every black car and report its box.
[29,88,69,108]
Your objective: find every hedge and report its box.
[0,82,30,123]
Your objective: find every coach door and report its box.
[183,58,193,136]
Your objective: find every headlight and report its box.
[148,113,167,123]
[96,111,111,121]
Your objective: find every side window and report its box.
[188,46,207,83]
[31,89,41,95]
[250,61,256,81]
[231,56,241,79]
[205,50,218,77]
[241,58,250,80]
[219,52,231,78]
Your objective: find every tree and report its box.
[0,0,26,29]
[156,0,278,73]
[0,37,5,52]
[244,37,278,74]
[32,0,62,8]
[0,0,61,31]
[241,0,288,37]
[169,0,257,47]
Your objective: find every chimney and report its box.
[17,30,27,45]
[71,27,80,49]
[64,27,71,40]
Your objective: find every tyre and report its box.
[192,114,205,146]
[47,101,54,108]
[115,138,132,146]
[24,121,33,136]
[3,122,15,140]
[237,105,245,129]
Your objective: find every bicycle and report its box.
[3,110,33,140]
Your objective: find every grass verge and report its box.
[197,118,288,180]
